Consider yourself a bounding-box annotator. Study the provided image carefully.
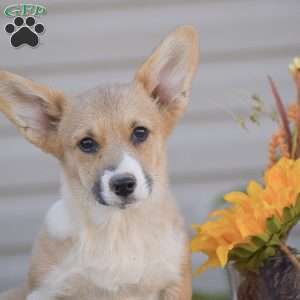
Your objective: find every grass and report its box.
[192,293,230,300]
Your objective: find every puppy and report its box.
[0,26,199,300]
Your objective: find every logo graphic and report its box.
[4,4,47,48]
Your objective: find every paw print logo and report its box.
[5,16,45,48]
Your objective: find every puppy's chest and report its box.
[58,221,185,295]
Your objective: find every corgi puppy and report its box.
[0,26,199,300]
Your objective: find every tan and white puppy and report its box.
[0,26,199,300]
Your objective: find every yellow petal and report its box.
[235,218,251,238]
[247,181,263,198]
[216,245,231,267]
[224,192,248,204]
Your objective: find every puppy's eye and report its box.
[78,137,99,153]
[131,127,149,144]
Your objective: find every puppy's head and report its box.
[0,26,199,211]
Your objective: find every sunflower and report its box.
[191,158,300,274]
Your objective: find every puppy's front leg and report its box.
[161,246,192,300]
[160,249,192,300]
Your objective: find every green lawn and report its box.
[192,293,230,300]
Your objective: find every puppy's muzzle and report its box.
[109,173,136,198]
[94,153,151,208]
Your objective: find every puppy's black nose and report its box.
[110,174,136,197]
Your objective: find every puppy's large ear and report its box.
[135,25,199,133]
[0,71,66,157]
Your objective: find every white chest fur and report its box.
[43,200,185,298]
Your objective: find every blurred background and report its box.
[0,0,299,299]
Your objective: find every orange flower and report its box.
[191,158,300,273]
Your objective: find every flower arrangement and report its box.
[192,57,300,299]
[192,158,300,273]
